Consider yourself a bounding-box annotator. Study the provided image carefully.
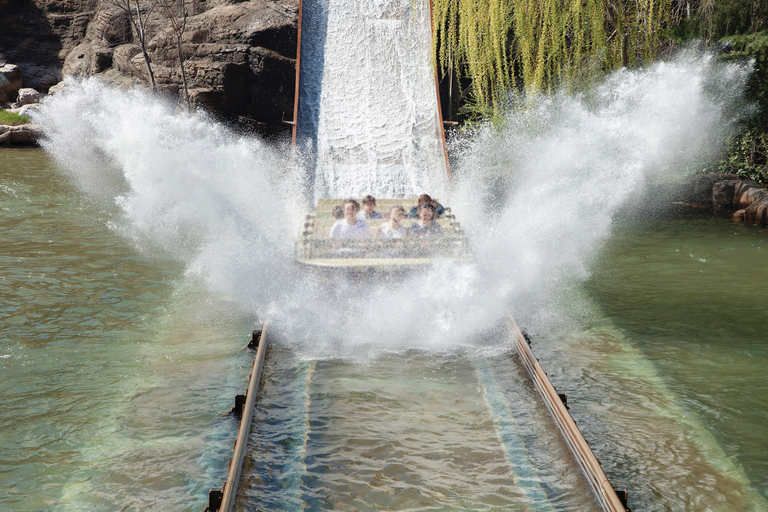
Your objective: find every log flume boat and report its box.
[296,198,472,273]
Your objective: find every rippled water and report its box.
[239,344,600,511]
[237,215,768,511]
[582,216,768,509]
[3,148,768,511]
[0,148,257,511]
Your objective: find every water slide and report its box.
[292,0,451,200]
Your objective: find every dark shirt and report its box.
[408,204,445,218]
[409,222,444,237]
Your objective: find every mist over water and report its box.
[35,51,751,358]
[451,50,751,327]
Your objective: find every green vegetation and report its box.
[707,31,768,185]
[432,0,768,185]
[0,110,30,126]
[432,0,671,115]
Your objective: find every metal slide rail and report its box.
[205,325,270,512]
[508,315,629,512]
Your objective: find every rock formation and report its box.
[683,173,768,228]
[0,0,299,132]
[714,180,768,228]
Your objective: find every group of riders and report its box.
[329,194,445,240]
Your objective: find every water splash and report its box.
[35,51,750,357]
[36,78,303,318]
[451,50,751,327]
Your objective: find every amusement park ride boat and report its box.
[295,198,472,272]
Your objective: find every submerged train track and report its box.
[205,327,270,512]
[205,319,629,512]
[205,0,628,507]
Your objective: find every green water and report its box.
[2,148,767,511]
[238,345,601,511]
[584,217,768,507]
[0,148,257,510]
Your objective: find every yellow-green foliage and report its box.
[433,0,671,111]
[0,110,30,126]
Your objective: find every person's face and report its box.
[391,209,403,224]
[363,202,375,214]
[419,208,433,223]
[344,203,357,221]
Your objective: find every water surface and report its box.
[3,148,768,511]
[1,148,256,511]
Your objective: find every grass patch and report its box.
[0,110,30,126]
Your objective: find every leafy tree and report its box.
[432,0,671,115]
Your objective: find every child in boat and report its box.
[379,206,407,238]
[357,194,383,220]
[330,199,371,239]
[331,204,343,219]
[408,194,445,218]
[408,203,443,237]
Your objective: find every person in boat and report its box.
[408,203,443,237]
[357,194,383,220]
[331,204,344,220]
[408,194,445,218]
[330,198,371,239]
[378,205,407,238]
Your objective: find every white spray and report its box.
[35,51,751,357]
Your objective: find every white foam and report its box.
[34,50,751,357]
[296,0,450,199]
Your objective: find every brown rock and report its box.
[688,172,731,204]
[16,87,41,106]
[712,179,738,213]
[0,0,299,128]
[745,198,768,227]
[63,42,114,78]
[0,123,42,146]
[0,63,23,104]
[734,181,768,209]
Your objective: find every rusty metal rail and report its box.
[508,314,629,512]
[205,325,270,512]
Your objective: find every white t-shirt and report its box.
[330,219,371,239]
[380,223,407,239]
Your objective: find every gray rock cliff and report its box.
[0,0,298,131]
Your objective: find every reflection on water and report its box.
[239,344,600,511]
[583,217,768,508]
[3,149,768,511]
[0,148,257,511]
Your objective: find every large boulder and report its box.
[712,179,738,213]
[143,0,299,126]
[705,175,768,227]
[0,0,93,91]
[745,196,768,227]
[15,87,41,106]
[0,0,299,129]
[0,63,22,104]
[0,123,43,145]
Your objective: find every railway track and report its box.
[205,319,629,512]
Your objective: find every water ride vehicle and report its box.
[295,198,472,272]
